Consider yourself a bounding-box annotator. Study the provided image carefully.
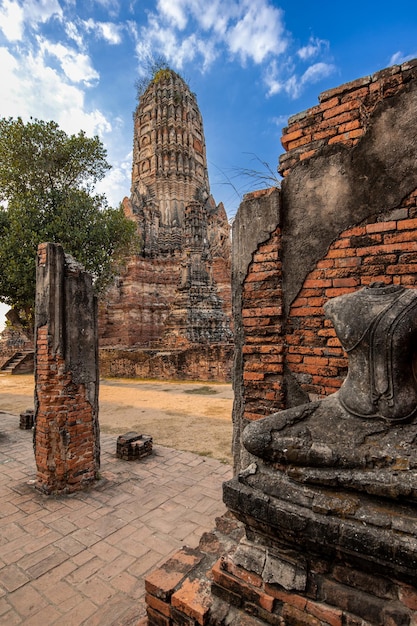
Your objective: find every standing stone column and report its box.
[34,243,100,494]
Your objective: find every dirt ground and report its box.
[0,374,234,464]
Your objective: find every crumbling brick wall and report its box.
[279,61,417,175]
[34,243,100,494]
[233,59,417,471]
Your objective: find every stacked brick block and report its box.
[211,552,417,626]
[145,513,417,625]
[34,243,100,494]
[242,226,284,420]
[144,513,247,626]
[279,59,417,177]
[116,431,153,460]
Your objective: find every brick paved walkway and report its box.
[0,412,232,625]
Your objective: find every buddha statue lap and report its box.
[223,284,417,581]
[242,283,417,501]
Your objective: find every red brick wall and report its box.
[286,188,417,399]
[99,344,233,382]
[35,326,97,492]
[241,189,417,420]
[279,59,417,176]
[34,243,99,494]
[241,227,284,420]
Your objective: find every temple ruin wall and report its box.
[232,59,417,470]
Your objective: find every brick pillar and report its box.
[34,243,100,494]
[231,188,282,472]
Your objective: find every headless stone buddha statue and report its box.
[243,283,417,502]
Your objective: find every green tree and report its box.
[0,116,138,330]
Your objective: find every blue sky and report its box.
[0,0,416,323]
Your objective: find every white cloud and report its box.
[156,0,187,29]
[389,50,416,65]
[137,0,287,73]
[65,21,85,48]
[0,0,63,42]
[0,42,109,138]
[0,1,129,213]
[93,0,120,19]
[83,18,123,44]
[271,115,288,127]
[297,37,329,61]
[135,14,209,70]
[23,0,63,27]
[301,62,335,86]
[228,0,287,64]
[265,59,336,98]
[0,0,25,41]
[38,38,99,85]
[95,151,132,207]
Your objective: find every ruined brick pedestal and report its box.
[116,432,153,460]
[19,409,34,430]
[34,243,100,494]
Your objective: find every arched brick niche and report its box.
[286,187,417,399]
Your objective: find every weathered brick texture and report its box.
[34,243,100,494]
[279,59,417,176]
[143,513,417,625]
[242,228,284,421]
[286,188,417,399]
[144,58,417,626]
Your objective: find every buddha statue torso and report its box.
[325,283,417,422]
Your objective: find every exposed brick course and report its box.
[279,60,417,176]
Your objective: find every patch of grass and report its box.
[184,386,217,396]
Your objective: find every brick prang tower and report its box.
[99,69,232,358]
[130,68,210,257]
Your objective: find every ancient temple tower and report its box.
[129,68,211,255]
[99,69,232,372]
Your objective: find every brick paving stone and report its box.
[108,571,139,595]
[2,550,26,566]
[53,535,86,556]
[71,549,96,567]
[7,583,48,617]
[98,554,137,582]
[27,554,69,581]
[127,551,164,579]
[89,540,122,563]
[0,607,21,624]
[0,411,230,624]
[77,576,115,603]
[66,556,105,584]
[35,579,77,605]
[22,604,62,626]
[0,564,30,592]
[58,598,97,623]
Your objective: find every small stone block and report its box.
[116,431,153,460]
[19,409,34,430]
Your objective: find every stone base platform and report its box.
[144,482,417,626]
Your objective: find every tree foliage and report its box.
[0,116,139,328]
